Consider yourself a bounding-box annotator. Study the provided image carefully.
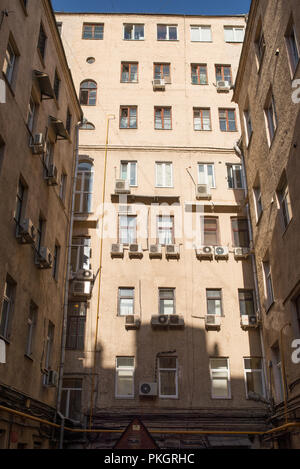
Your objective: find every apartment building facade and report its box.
[0,0,82,449]
[233,0,300,449]
[56,12,271,449]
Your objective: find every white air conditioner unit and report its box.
[139,382,158,397]
[111,243,124,257]
[196,184,211,200]
[205,315,221,330]
[216,80,231,92]
[30,133,45,154]
[168,314,185,328]
[149,244,162,258]
[115,179,130,194]
[45,164,58,186]
[165,244,180,259]
[35,247,53,269]
[214,246,229,259]
[16,218,36,244]
[234,247,250,260]
[241,315,258,329]
[75,269,94,281]
[152,78,165,90]
[151,314,169,327]
[47,370,59,387]
[196,246,214,259]
[72,280,92,298]
[125,315,141,330]
[129,243,143,256]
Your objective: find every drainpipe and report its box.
[56,119,84,449]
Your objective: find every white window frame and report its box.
[209,358,231,399]
[198,163,216,189]
[61,380,82,419]
[190,25,212,42]
[158,357,178,399]
[75,162,94,213]
[243,357,265,399]
[155,162,173,188]
[3,41,16,84]
[118,288,135,317]
[227,164,244,189]
[115,357,135,399]
[224,26,245,43]
[120,161,137,187]
[157,24,178,41]
[71,237,91,273]
[123,24,144,41]
[263,261,274,309]
[253,186,263,221]
[244,109,253,145]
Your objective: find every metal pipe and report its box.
[280,322,291,424]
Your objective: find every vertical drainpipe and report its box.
[234,140,269,401]
[56,120,82,449]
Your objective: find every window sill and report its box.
[154,128,172,131]
[120,81,139,84]
[194,129,212,132]
[82,38,104,41]
[157,39,179,42]
[119,127,138,130]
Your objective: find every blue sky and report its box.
[52,0,251,16]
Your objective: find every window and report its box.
[26,302,37,357]
[118,288,134,316]
[224,26,244,43]
[80,122,95,130]
[159,288,175,315]
[244,358,265,398]
[154,63,171,83]
[231,218,249,247]
[120,106,137,129]
[157,25,178,41]
[120,161,137,186]
[82,23,104,40]
[59,172,67,203]
[198,164,215,188]
[0,277,15,340]
[206,289,222,316]
[37,24,47,60]
[15,180,25,227]
[210,358,231,399]
[285,20,300,75]
[115,357,135,398]
[2,38,18,85]
[121,62,138,83]
[27,94,37,133]
[227,164,244,189]
[124,24,144,41]
[79,80,97,106]
[61,379,82,420]
[264,92,277,144]
[155,107,172,130]
[202,217,219,246]
[119,215,137,245]
[272,345,284,403]
[244,109,253,144]
[66,108,72,135]
[86,57,95,64]
[44,139,54,170]
[255,22,266,67]
[157,216,174,245]
[75,162,94,213]
[253,185,263,221]
[44,321,54,373]
[239,290,255,317]
[156,162,173,187]
[219,109,237,132]
[190,25,212,42]
[158,356,178,398]
[52,244,60,280]
[263,261,274,309]
[66,303,87,350]
[53,70,60,101]
[278,180,292,229]
[71,237,91,272]
[193,108,211,131]
[56,22,62,35]
[215,65,232,85]
[191,64,208,85]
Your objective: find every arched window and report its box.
[79,80,97,106]
[80,122,95,130]
[75,161,94,213]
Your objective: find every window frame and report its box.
[79,80,97,106]
[238,289,256,317]
[0,277,16,341]
[74,161,94,214]
[201,217,219,246]
[115,357,135,399]
[118,214,137,245]
[154,63,171,83]
[190,25,212,42]
[198,163,215,188]
[231,218,250,248]
[227,164,244,190]
[66,303,87,351]
[121,62,138,83]
[219,108,237,132]
[123,24,144,41]
[193,108,211,131]
[209,358,231,399]
[224,26,245,43]
[158,356,178,399]
[37,23,47,61]
[154,107,172,130]
[191,63,208,85]
[61,379,82,420]
[243,357,265,399]
[215,64,232,85]
[285,20,300,76]
[277,180,292,230]
[82,23,104,40]
[2,37,18,85]
[157,215,175,246]
[159,288,175,315]
[157,24,178,41]
[253,185,263,222]
[120,161,137,187]
[263,260,274,310]
[119,106,137,129]
[155,162,173,188]
[26,302,38,357]
[118,288,135,317]
[244,109,253,145]
[264,92,277,145]
[206,289,223,316]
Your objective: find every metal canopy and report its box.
[49,116,69,141]
[33,70,55,100]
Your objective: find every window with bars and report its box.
[121,63,138,83]
[37,24,47,60]
[124,24,144,40]
[118,288,134,316]
[231,218,249,247]
[244,358,265,398]
[119,215,137,245]
[115,357,135,398]
[215,65,232,85]
[120,106,137,129]
[61,379,82,420]
[206,289,222,316]
[154,63,171,83]
[193,108,211,131]
[158,356,178,398]
[155,107,172,130]
[156,162,173,187]
[82,23,104,40]
[210,358,231,399]
[219,109,237,132]
[227,164,244,189]
[120,161,137,186]
[157,216,174,245]
[159,288,175,315]
[202,217,219,246]
[190,25,212,42]
[74,162,94,213]
[239,290,255,317]
[79,80,97,106]
[191,64,208,85]
[0,276,16,340]
[157,25,178,41]
[66,303,87,350]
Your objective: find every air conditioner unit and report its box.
[115,179,130,194]
[151,314,169,327]
[165,244,180,259]
[16,218,36,244]
[152,78,165,90]
[45,164,58,186]
[234,247,250,260]
[30,133,45,154]
[214,246,229,259]
[241,315,258,329]
[75,269,94,281]
[47,370,59,387]
[139,382,158,397]
[205,315,221,330]
[196,246,214,259]
[196,184,211,200]
[125,315,141,330]
[216,80,231,92]
[35,247,53,269]
[129,243,143,256]
[111,243,124,257]
[168,314,185,328]
[149,244,162,258]
[72,280,91,297]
